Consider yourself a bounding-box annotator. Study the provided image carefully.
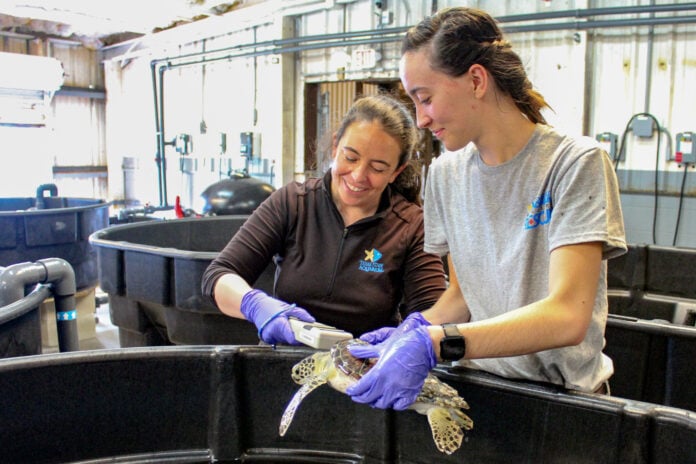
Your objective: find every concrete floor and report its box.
[42,289,120,353]
[82,297,120,350]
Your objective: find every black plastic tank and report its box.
[606,243,696,412]
[200,173,274,215]
[89,216,274,347]
[0,345,695,463]
[0,184,110,290]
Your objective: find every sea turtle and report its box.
[279,338,473,455]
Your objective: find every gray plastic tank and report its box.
[0,184,109,290]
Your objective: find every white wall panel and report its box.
[514,31,587,137]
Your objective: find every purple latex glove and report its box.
[359,311,431,345]
[240,289,315,345]
[346,326,436,410]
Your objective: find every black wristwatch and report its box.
[440,324,466,361]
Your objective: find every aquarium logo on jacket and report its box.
[359,248,384,273]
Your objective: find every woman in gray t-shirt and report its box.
[346,6,627,411]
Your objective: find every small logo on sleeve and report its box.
[525,191,553,230]
[359,248,384,273]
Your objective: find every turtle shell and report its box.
[330,339,376,380]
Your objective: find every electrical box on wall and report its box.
[596,132,618,160]
[631,116,655,138]
[240,131,262,159]
[219,132,227,155]
[175,133,192,155]
[675,132,696,164]
[240,131,253,157]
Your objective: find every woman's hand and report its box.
[240,289,315,345]
[346,326,436,410]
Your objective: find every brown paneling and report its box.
[304,83,319,173]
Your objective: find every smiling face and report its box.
[400,48,481,152]
[330,119,405,223]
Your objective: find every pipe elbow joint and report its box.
[38,258,76,296]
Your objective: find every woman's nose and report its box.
[416,108,431,129]
[351,162,369,181]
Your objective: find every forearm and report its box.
[430,243,602,361]
[212,273,253,319]
[430,296,591,360]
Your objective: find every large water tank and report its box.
[0,184,110,290]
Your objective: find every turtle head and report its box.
[291,352,330,385]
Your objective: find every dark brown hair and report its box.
[334,93,422,204]
[402,7,551,124]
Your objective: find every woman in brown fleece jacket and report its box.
[202,94,446,344]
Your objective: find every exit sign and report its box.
[352,48,377,69]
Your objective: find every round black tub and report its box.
[0,192,109,290]
[89,216,273,347]
[606,244,696,411]
[0,345,695,463]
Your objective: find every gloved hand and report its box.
[359,311,430,345]
[346,326,436,410]
[240,289,315,345]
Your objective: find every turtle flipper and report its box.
[279,372,329,436]
[426,407,466,455]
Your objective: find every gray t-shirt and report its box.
[424,124,627,391]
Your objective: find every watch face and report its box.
[440,334,466,361]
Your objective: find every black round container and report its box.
[1,345,695,463]
[0,194,110,290]
[89,216,273,347]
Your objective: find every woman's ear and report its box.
[469,64,488,97]
[389,163,407,183]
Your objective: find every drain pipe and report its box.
[0,258,79,352]
[0,283,52,325]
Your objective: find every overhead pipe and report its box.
[148,3,696,80]
[148,2,696,68]
[149,3,696,203]
[0,258,79,352]
[496,3,696,23]
[502,14,696,33]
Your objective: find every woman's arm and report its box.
[430,242,602,360]
[212,273,253,319]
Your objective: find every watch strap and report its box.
[442,323,460,337]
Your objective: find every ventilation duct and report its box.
[0,52,65,126]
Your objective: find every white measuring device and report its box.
[288,317,353,349]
